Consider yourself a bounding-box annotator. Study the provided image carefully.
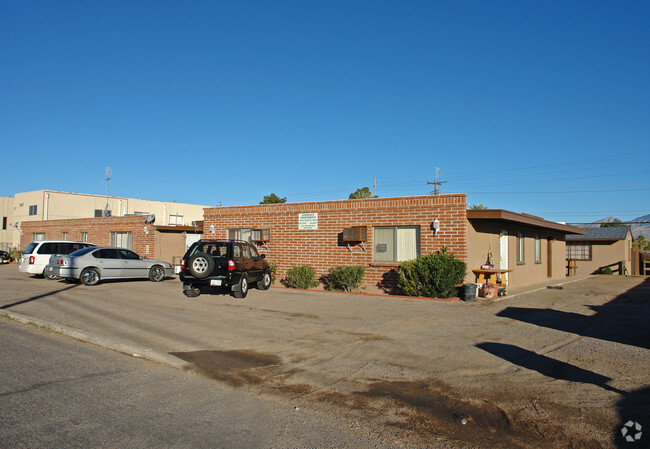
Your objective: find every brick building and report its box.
[202,195,467,292]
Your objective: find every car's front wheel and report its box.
[80,268,100,286]
[257,270,271,290]
[233,273,248,299]
[149,265,166,282]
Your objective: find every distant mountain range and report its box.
[574,214,650,239]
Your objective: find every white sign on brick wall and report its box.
[298,213,318,230]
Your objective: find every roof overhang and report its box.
[467,209,586,234]
[154,225,203,233]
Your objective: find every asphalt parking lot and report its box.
[1,265,648,448]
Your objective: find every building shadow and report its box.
[497,278,650,349]
[615,386,649,448]
[475,342,625,395]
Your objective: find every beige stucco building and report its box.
[566,227,633,275]
[1,190,209,251]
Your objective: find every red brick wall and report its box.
[20,216,157,257]
[203,195,468,292]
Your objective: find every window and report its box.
[516,233,525,264]
[62,232,68,241]
[373,226,419,262]
[534,236,541,263]
[169,214,184,225]
[118,249,140,260]
[566,242,592,260]
[110,231,132,249]
[29,205,38,216]
[95,209,111,217]
[32,233,45,241]
[2,217,6,230]
[94,248,119,259]
[229,228,252,243]
[80,232,88,242]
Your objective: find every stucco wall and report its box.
[467,219,569,288]
[571,237,632,275]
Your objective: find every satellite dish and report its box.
[146,214,156,224]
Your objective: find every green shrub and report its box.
[601,266,613,275]
[9,247,22,262]
[397,247,466,298]
[285,265,319,289]
[325,266,366,292]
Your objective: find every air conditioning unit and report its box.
[251,228,271,242]
[343,226,367,242]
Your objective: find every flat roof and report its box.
[467,209,586,234]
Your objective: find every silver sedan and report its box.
[45,246,174,286]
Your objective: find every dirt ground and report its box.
[1,267,648,448]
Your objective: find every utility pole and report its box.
[427,167,447,195]
[104,167,112,217]
[373,177,377,197]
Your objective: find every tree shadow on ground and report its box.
[497,278,650,349]
[475,342,625,394]
[0,284,80,310]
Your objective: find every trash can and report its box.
[462,283,478,302]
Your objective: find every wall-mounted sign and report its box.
[298,213,318,230]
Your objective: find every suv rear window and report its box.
[193,242,229,258]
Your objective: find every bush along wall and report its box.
[397,247,467,299]
[324,266,366,292]
[285,265,319,289]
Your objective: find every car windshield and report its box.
[70,247,96,257]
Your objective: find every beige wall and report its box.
[0,196,19,251]
[467,219,569,288]
[571,234,632,275]
[9,190,208,249]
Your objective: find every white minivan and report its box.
[20,240,96,278]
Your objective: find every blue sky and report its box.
[2,1,649,223]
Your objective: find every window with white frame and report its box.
[110,231,132,249]
[566,242,592,260]
[80,232,88,242]
[169,214,184,225]
[516,233,525,264]
[32,233,45,241]
[534,236,541,263]
[373,226,419,262]
[62,232,68,241]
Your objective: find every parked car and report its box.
[20,241,96,278]
[0,250,10,263]
[46,246,174,286]
[179,240,271,298]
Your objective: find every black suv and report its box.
[180,240,271,298]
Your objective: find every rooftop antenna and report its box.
[427,167,447,195]
[104,167,112,217]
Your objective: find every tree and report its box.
[600,219,626,227]
[633,235,650,250]
[260,193,287,204]
[349,187,375,199]
[469,204,488,210]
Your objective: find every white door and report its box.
[185,233,202,251]
[500,231,509,284]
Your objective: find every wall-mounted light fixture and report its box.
[143,226,149,234]
[209,224,215,234]
[431,218,440,234]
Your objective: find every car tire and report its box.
[188,252,214,279]
[257,270,271,290]
[183,284,201,298]
[233,273,248,299]
[149,265,166,282]
[44,269,58,280]
[80,267,100,286]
